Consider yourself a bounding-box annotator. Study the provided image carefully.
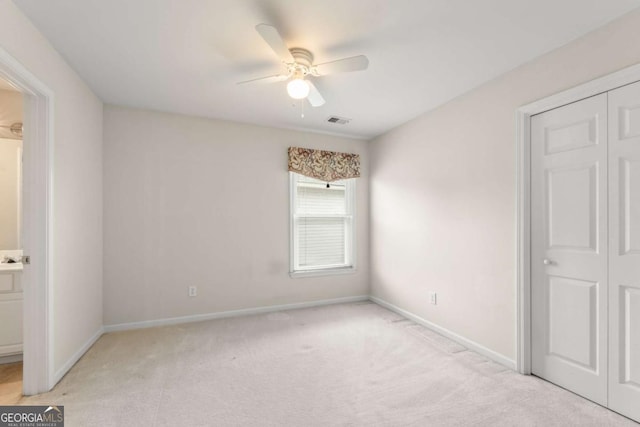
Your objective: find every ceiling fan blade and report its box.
[237,74,289,85]
[255,24,295,63]
[306,80,325,107]
[315,55,369,76]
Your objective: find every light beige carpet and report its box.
[22,302,637,426]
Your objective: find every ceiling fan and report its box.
[238,24,369,107]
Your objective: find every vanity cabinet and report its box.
[0,267,22,358]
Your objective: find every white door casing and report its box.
[531,94,608,405]
[518,62,640,424]
[0,46,54,394]
[608,80,640,421]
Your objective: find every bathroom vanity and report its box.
[0,252,22,360]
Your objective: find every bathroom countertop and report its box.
[0,263,23,272]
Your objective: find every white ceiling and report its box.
[15,0,640,139]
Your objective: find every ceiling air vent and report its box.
[326,116,351,125]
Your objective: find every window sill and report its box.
[289,267,356,279]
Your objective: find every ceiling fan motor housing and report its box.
[289,47,314,71]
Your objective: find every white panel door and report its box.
[608,80,640,422]
[531,94,608,405]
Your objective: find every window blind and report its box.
[293,174,352,270]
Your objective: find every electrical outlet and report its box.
[429,292,437,305]
[188,286,197,297]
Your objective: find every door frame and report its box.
[0,47,54,394]
[516,62,640,374]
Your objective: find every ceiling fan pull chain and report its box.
[301,99,305,118]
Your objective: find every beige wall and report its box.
[5,0,639,374]
[103,106,369,326]
[0,138,21,250]
[0,88,23,140]
[0,89,23,251]
[0,2,103,373]
[369,8,640,362]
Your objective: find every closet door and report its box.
[608,81,640,422]
[531,94,608,405]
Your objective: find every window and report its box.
[290,172,355,277]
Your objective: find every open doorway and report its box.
[0,47,53,397]
[0,77,24,404]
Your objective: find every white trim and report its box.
[369,296,517,370]
[515,62,640,375]
[0,353,23,364]
[289,172,356,276]
[289,266,357,278]
[53,327,103,385]
[0,344,23,356]
[516,108,532,375]
[104,295,369,332]
[0,47,54,394]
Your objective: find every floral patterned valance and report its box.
[288,147,360,182]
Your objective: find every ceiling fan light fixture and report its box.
[242,24,369,108]
[287,78,310,99]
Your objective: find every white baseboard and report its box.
[0,344,22,357]
[369,296,516,370]
[104,295,370,333]
[0,353,23,364]
[52,327,104,386]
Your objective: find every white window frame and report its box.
[289,172,356,278]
